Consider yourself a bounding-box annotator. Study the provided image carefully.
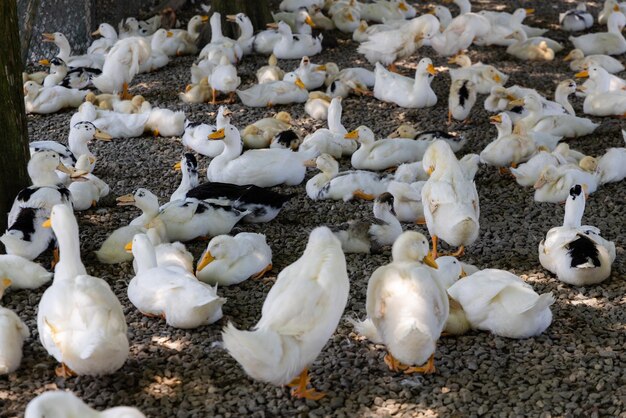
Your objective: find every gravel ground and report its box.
[2,1,625,417]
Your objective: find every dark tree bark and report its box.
[197,0,272,47]
[20,0,40,65]
[1,1,31,236]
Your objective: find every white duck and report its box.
[0,306,28,375]
[71,100,149,139]
[560,3,594,32]
[374,58,437,109]
[236,74,308,107]
[131,227,194,275]
[272,21,322,59]
[38,204,129,377]
[255,10,316,55]
[128,233,225,328]
[164,15,208,56]
[578,64,626,116]
[563,48,625,74]
[386,180,426,223]
[505,30,563,61]
[422,140,479,258]
[287,56,326,90]
[347,126,437,171]
[92,36,151,98]
[24,81,87,114]
[448,79,477,124]
[256,54,285,84]
[206,125,312,187]
[596,134,626,184]
[144,107,186,137]
[570,11,626,55]
[171,153,199,202]
[25,391,146,418]
[42,32,104,69]
[353,231,447,374]
[198,13,243,64]
[182,107,231,156]
[208,55,241,104]
[88,23,119,56]
[68,155,109,211]
[539,184,616,285]
[447,54,508,94]
[510,148,561,187]
[334,192,403,253]
[222,226,348,400]
[306,153,392,201]
[534,165,600,203]
[0,255,52,294]
[430,13,491,57]
[196,233,273,286]
[447,269,555,338]
[304,91,332,120]
[226,13,255,55]
[300,97,357,158]
[479,113,537,170]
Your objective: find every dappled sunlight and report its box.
[151,336,189,351]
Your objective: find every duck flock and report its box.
[2,0,625,415]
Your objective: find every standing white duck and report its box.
[208,55,241,104]
[539,185,616,285]
[0,307,29,375]
[374,58,437,109]
[206,125,312,187]
[38,204,129,377]
[196,233,273,286]
[24,391,146,418]
[422,140,479,258]
[447,269,555,338]
[222,226,348,400]
[128,233,225,328]
[352,231,447,374]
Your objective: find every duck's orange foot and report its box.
[353,189,375,200]
[404,354,436,374]
[384,353,408,372]
[287,368,326,401]
[251,263,273,280]
[55,363,77,378]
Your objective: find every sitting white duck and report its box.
[24,81,87,114]
[286,56,326,90]
[447,269,555,338]
[68,155,110,210]
[206,125,313,187]
[505,30,563,61]
[596,133,626,184]
[570,11,626,55]
[236,74,308,107]
[560,3,594,32]
[144,107,186,137]
[0,307,29,375]
[305,91,332,120]
[255,10,316,55]
[71,101,149,138]
[128,233,225,328]
[38,204,129,377]
[534,163,600,203]
[334,192,403,253]
[196,233,273,286]
[0,255,52,295]
[479,113,537,170]
[300,97,357,158]
[539,185,616,285]
[256,54,285,84]
[222,226,348,400]
[306,154,393,201]
[182,106,231,157]
[25,391,146,418]
[373,58,437,109]
[564,48,624,75]
[386,180,426,223]
[422,140,479,258]
[578,64,626,116]
[447,54,508,94]
[272,21,322,59]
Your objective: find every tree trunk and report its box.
[20,0,40,65]
[197,0,272,47]
[0,1,31,236]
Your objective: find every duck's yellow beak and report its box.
[423,254,438,269]
[427,8,436,15]
[94,128,112,141]
[173,161,182,170]
[489,115,502,124]
[91,29,101,37]
[344,130,359,140]
[2,278,11,287]
[426,63,437,76]
[427,165,435,176]
[614,4,620,12]
[185,84,192,92]
[460,269,467,278]
[201,15,209,22]
[315,64,327,72]
[196,250,215,272]
[208,128,225,140]
[305,15,316,27]
[524,8,535,14]
[346,12,354,22]
[38,59,50,66]
[116,193,136,206]
[56,162,73,175]
[398,2,408,11]
[493,74,501,83]
[124,242,133,252]
[575,70,589,78]
[303,159,317,167]
[166,31,174,37]
[42,33,55,42]
[266,22,279,29]
[226,15,237,22]
[295,78,306,89]
[42,219,52,228]
[576,85,586,92]
[563,51,575,61]
[508,98,525,106]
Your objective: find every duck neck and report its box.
[68,132,92,159]
[134,239,157,273]
[211,17,223,42]
[54,219,87,280]
[210,134,242,172]
[454,0,471,15]
[495,120,512,138]
[327,100,345,134]
[29,164,61,186]
[563,192,585,228]
[55,37,71,61]
[555,87,575,116]
[238,20,253,41]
